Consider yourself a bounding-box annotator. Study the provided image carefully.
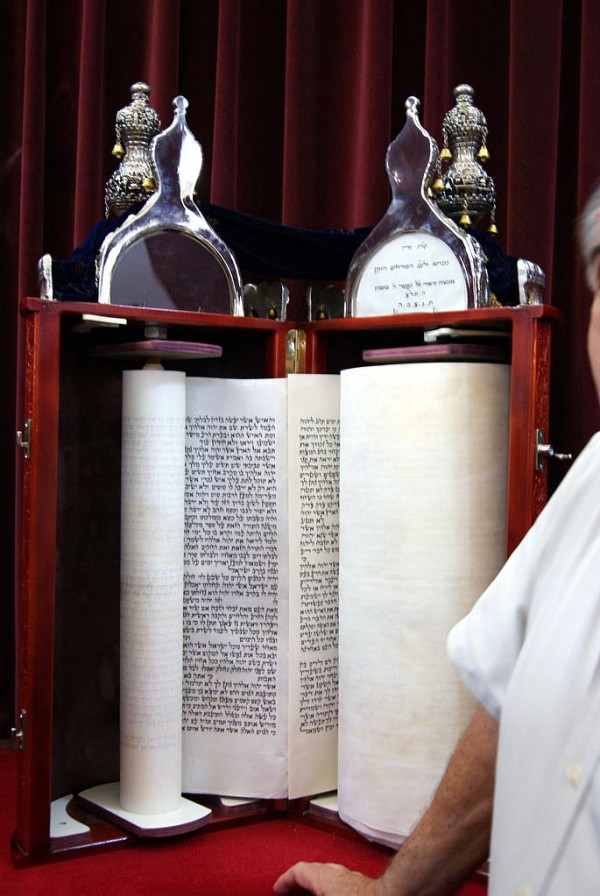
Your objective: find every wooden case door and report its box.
[14,299,287,863]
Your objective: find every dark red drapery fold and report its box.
[506,0,564,284]
[73,0,107,244]
[2,0,600,735]
[282,0,395,227]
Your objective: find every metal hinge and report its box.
[11,709,26,750]
[16,419,32,460]
[285,329,307,374]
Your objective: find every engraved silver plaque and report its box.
[345,97,489,317]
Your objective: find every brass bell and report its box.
[477,145,490,163]
[142,176,156,193]
[488,222,498,235]
[112,141,125,159]
[459,212,472,226]
[431,177,444,193]
[439,146,452,162]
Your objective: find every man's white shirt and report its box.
[448,432,600,896]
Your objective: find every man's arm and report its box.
[273,704,498,896]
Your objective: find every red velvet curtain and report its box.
[2,0,600,732]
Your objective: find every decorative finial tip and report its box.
[405,96,421,115]
[173,95,189,117]
[453,84,474,100]
[131,82,151,97]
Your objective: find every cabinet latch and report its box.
[16,419,32,460]
[535,428,572,471]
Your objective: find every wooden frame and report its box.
[13,297,559,864]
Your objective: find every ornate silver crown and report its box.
[104,82,162,218]
[435,84,497,232]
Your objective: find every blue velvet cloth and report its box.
[50,200,520,306]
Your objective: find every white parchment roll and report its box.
[119,368,186,814]
[337,361,510,844]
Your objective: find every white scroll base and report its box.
[308,792,339,821]
[78,783,212,838]
[50,795,91,842]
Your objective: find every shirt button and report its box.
[566,763,583,787]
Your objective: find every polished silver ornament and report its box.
[435,84,497,232]
[104,82,161,218]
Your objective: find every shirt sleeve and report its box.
[447,434,600,719]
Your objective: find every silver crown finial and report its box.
[435,84,496,231]
[104,82,162,217]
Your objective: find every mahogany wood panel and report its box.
[16,307,61,859]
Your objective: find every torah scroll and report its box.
[119,367,187,814]
[337,361,510,845]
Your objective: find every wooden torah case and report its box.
[14,297,559,864]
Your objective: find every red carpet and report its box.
[0,748,486,895]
